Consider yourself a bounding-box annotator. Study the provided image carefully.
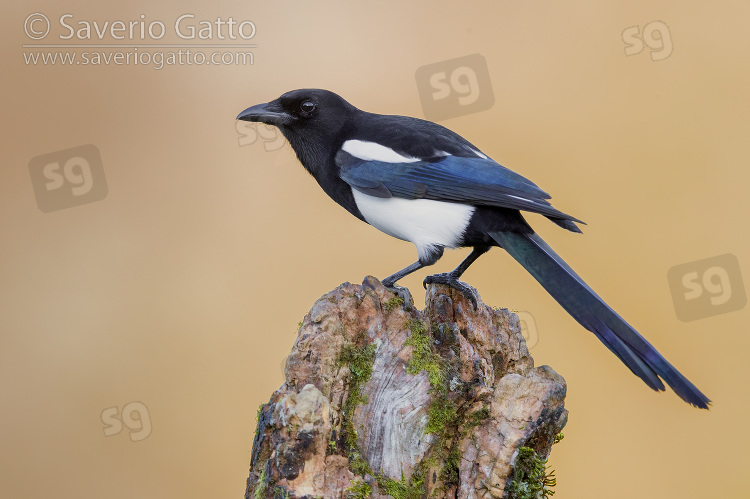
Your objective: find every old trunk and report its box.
[245,277,567,499]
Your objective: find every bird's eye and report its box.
[300,100,316,114]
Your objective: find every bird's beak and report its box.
[236,101,293,126]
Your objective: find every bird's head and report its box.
[237,89,358,170]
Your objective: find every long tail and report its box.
[489,230,710,409]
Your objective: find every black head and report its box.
[237,88,360,175]
[237,88,357,127]
[237,89,359,172]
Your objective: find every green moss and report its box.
[256,404,264,424]
[297,321,303,331]
[466,405,490,430]
[350,453,372,476]
[273,486,290,499]
[336,338,377,478]
[377,467,425,499]
[403,318,464,492]
[406,318,428,335]
[345,479,372,499]
[404,319,446,391]
[338,343,376,407]
[404,318,462,442]
[254,466,266,499]
[507,447,546,499]
[440,446,461,488]
[507,434,564,499]
[425,395,458,436]
[383,295,405,312]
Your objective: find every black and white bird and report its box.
[237,88,710,409]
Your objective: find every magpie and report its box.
[237,88,710,409]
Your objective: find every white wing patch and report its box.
[342,140,420,163]
[471,148,488,159]
[352,190,475,261]
[507,194,530,202]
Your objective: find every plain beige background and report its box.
[2,1,748,498]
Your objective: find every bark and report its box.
[246,277,567,499]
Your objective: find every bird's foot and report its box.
[423,273,478,310]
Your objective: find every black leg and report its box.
[382,247,444,301]
[423,246,490,309]
[451,246,490,278]
[382,260,426,288]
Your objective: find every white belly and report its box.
[352,189,475,261]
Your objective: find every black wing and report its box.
[336,150,584,227]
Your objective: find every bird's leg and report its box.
[381,261,424,304]
[382,248,443,302]
[382,261,425,288]
[423,246,490,310]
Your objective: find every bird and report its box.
[237,88,710,409]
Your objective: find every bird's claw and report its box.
[423,273,478,310]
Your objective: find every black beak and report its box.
[236,101,293,126]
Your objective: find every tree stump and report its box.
[246,277,568,499]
